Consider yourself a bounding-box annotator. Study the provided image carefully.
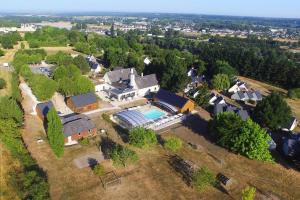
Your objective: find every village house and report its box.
[154,89,195,113]
[36,101,54,121]
[67,92,99,113]
[95,68,159,101]
[231,90,263,102]
[86,55,102,73]
[61,113,97,145]
[214,103,249,121]
[282,117,298,132]
[228,81,248,93]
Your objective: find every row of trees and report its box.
[0,77,49,199]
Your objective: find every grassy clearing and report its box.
[41,46,81,56]
[0,42,21,64]
[0,70,12,97]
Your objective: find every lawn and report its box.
[41,46,81,56]
[0,70,12,97]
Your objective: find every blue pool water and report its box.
[143,109,165,120]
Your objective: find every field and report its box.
[0,70,12,97]
[0,143,22,200]
[41,46,81,55]
[0,42,21,64]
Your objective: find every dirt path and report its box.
[0,42,21,65]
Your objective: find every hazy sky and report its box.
[1,0,299,18]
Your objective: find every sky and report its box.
[1,0,299,18]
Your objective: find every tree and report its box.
[110,23,115,37]
[213,60,237,79]
[28,75,58,101]
[129,127,157,149]
[194,83,211,108]
[0,78,6,89]
[212,74,230,91]
[74,42,91,54]
[210,112,244,148]
[210,112,273,161]
[74,76,95,95]
[164,136,183,153]
[196,59,206,76]
[161,50,189,92]
[0,97,23,125]
[73,55,90,74]
[192,167,216,192]
[288,88,300,99]
[232,120,273,161]
[127,52,144,73]
[242,186,256,200]
[253,93,292,130]
[109,144,139,167]
[46,108,64,158]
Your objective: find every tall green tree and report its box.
[212,74,230,91]
[129,127,157,149]
[47,108,64,158]
[213,60,238,79]
[0,96,23,125]
[194,83,211,108]
[73,55,90,74]
[253,93,292,130]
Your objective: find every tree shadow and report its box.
[112,124,129,143]
[87,158,98,169]
[100,137,116,159]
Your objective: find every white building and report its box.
[228,81,248,93]
[95,68,159,101]
[86,55,102,73]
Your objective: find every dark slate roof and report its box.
[36,101,54,117]
[91,63,99,69]
[155,89,190,109]
[61,114,96,137]
[135,74,158,89]
[106,68,138,83]
[236,109,250,121]
[70,93,97,108]
[254,91,263,100]
[214,96,225,105]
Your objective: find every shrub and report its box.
[192,167,216,192]
[109,144,138,167]
[129,127,157,149]
[0,78,7,89]
[102,113,112,123]
[288,88,300,99]
[93,164,105,176]
[164,136,183,153]
[78,138,89,146]
[0,96,23,125]
[242,186,256,200]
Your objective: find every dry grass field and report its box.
[41,46,81,55]
[0,42,21,64]
[0,70,12,97]
[0,143,22,200]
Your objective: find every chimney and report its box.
[129,68,137,89]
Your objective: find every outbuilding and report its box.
[36,101,54,121]
[67,92,99,113]
[154,89,195,113]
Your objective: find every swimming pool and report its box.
[143,109,165,120]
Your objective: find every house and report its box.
[283,134,300,157]
[36,101,54,120]
[282,117,298,132]
[67,92,99,113]
[144,57,151,65]
[154,89,195,113]
[86,55,102,73]
[61,114,97,145]
[96,68,159,101]
[214,103,249,121]
[231,90,262,102]
[228,81,248,93]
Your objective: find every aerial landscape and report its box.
[1,0,300,200]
